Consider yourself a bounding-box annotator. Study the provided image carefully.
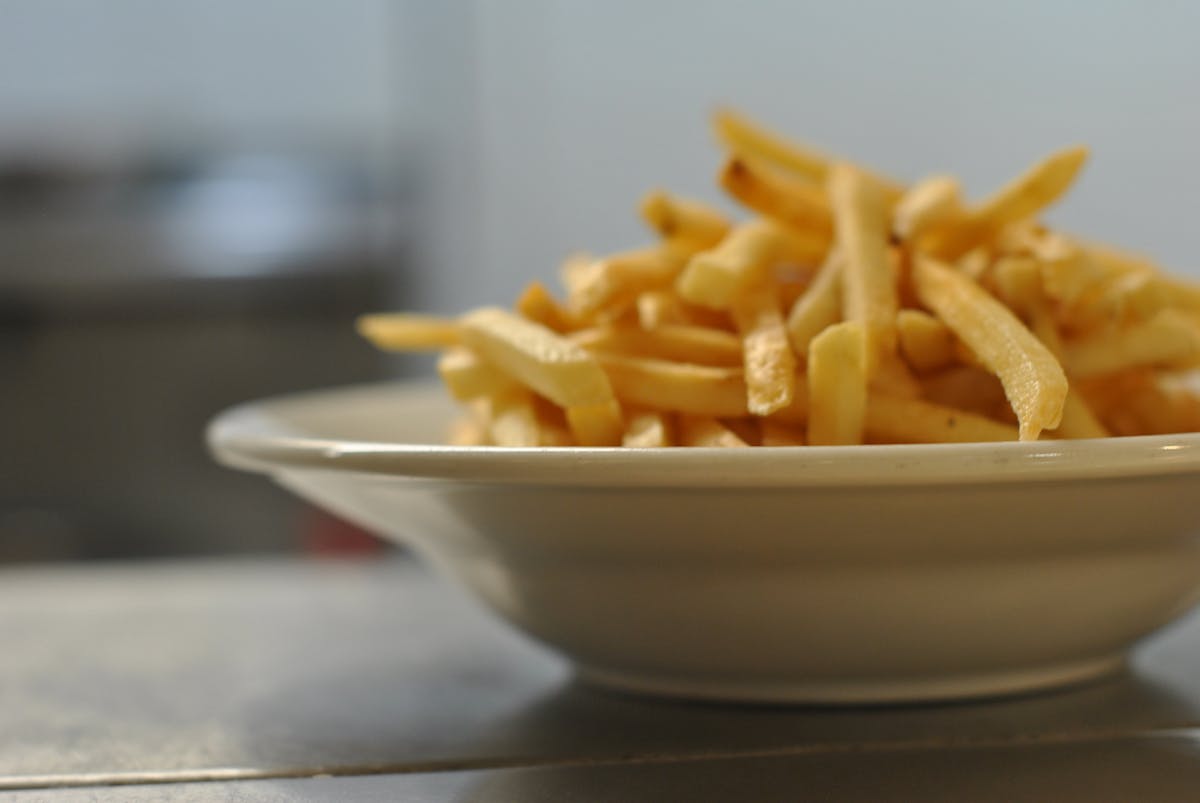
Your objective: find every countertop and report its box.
[2,556,1199,800]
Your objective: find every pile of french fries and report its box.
[358,109,1200,447]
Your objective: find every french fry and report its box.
[786,251,842,360]
[567,247,687,317]
[677,219,825,309]
[595,353,750,417]
[486,390,572,447]
[1052,388,1111,439]
[892,175,963,242]
[640,190,731,250]
[865,394,1019,443]
[1078,371,1200,436]
[921,365,1009,418]
[896,309,957,374]
[566,400,624,447]
[1084,241,1161,277]
[712,107,831,182]
[635,291,735,330]
[719,154,833,235]
[623,410,674,447]
[927,146,1089,259]
[1154,276,1200,317]
[871,352,924,399]
[1059,270,1168,332]
[516,281,581,334]
[828,163,898,374]
[357,313,460,350]
[955,247,992,284]
[914,256,1067,440]
[760,419,806,446]
[365,114,1200,448]
[1061,308,1200,378]
[712,107,904,199]
[559,253,595,297]
[678,415,749,448]
[570,324,744,367]
[990,256,1043,312]
[459,307,616,408]
[636,291,689,328]
[731,282,797,415]
[719,417,763,446]
[437,347,520,401]
[989,256,1065,357]
[807,321,868,445]
[447,414,489,446]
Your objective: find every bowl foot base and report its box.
[577,654,1126,705]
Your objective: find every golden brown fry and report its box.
[719,417,762,446]
[356,313,460,351]
[678,415,749,447]
[677,218,825,309]
[914,256,1067,440]
[515,281,581,334]
[927,146,1090,259]
[487,390,572,447]
[896,309,957,374]
[1077,371,1200,436]
[570,324,744,367]
[1084,241,1161,276]
[807,320,868,446]
[559,252,595,296]
[1150,276,1200,318]
[990,256,1043,311]
[567,247,687,317]
[640,190,731,250]
[718,154,833,234]
[892,175,963,242]
[786,251,842,360]
[759,419,806,446]
[871,352,923,399]
[437,347,519,401]
[636,291,688,328]
[1052,388,1111,439]
[566,400,624,447]
[459,307,615,408]
[955,247,992,284]
[865,394,1019,443]
[1060,270,1168,332]
[622,409,674,447]
[920,365,1009,418]
[447,414,489,446]
[635,291,735,330]
[731,282,797,415]
[828,163,898,374]
[989,256,1064,357]
[1061,308,1200,378]
[712,107,904,199]
[595,353,749,417]
[362,112,1200,450]
[712,107,831,182]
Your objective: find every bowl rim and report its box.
[207,380,1200,488]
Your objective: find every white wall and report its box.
[438,0,1200,312]
[0,0,400,151]
[2,1,1198,309]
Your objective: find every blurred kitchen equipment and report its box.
[0,146,414,560]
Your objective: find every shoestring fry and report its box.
[360,109,1200,446]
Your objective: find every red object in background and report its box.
[302,507,386,556]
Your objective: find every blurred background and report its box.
[3,0,1199,561]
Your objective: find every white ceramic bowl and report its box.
[208,381,1200,704]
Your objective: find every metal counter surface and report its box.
[2,557,1198,799]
